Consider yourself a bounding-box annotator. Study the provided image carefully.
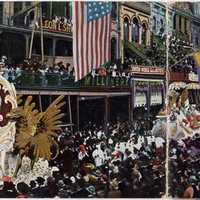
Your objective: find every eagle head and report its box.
[6,108,23,121]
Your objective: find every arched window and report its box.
[123,17,129,42]
[160,19,164,34]
[153,16,156,32]
[132,17,140,43]
[173,14,176,29]
[111,37,117,61]
[141,23,147,46]
[160,19,163,28]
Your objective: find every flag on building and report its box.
[193,51,200,83]
[72,2,112,81]
[193,51,200,68]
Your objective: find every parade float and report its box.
[0,75,65,184]
[153,81,200,140]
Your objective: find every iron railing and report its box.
[2,71,131,90]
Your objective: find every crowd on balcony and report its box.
[0,120,166,198]
[0,56,132,87]
[170,134,200,198]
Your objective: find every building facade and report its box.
[150,2,174,36]
[191,2,200,49]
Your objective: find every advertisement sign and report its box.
[188,72,198,82]
[40,20,72,33]
[130,65,165,75]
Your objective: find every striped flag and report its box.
[193,51,200,68]
[72,2,112,81]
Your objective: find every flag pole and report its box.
[165,2,169,198]
[40,3,44,64]
[28,3,38,59]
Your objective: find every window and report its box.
[32,37,53,56]
[132,17,140,43]
[0,2,3,24]
[141,23,147,46]
[184,18,187,34]
[14,2,23,14]
[160,19,164,28]
[56,40,72,56]
[25,2,31,7]
[123,17,129,42]
[111,37,117,61]
[195,37,199,46]
[111,2,117,20]
[173,14,176,29]
[160,19,164,33]
[52,2,67,17]
[179,16,182,31]
[153,16,156,32]
[41,2,71,19]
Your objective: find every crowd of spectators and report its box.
[0,120,166,198]
[0,56,132,86]
[170,133,200,198]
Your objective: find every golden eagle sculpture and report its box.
[7,95,65,177]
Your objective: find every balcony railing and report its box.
[2,71,131,90]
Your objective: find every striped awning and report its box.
[169,82,186,90]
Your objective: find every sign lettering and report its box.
[39,20,72,34]
[130,65,165,75]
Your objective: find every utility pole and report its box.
[29,3,38,59]
[40,2,44,64]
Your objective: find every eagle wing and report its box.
[29,95,65,161]
[14,95,42,151]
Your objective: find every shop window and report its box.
[132,17,139,43]
[141,23,147,46]
[56,40,72,56]
[123,17,129,42]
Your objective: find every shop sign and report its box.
[130,65,165,75]
[40,20,72,33]
[188,72,198,82]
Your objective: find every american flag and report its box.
[72,2,112,81]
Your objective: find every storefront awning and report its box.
[186,83,200,90]
[169,82,186,90]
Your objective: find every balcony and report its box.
[3,71,131,91]
[169,71,189,82]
